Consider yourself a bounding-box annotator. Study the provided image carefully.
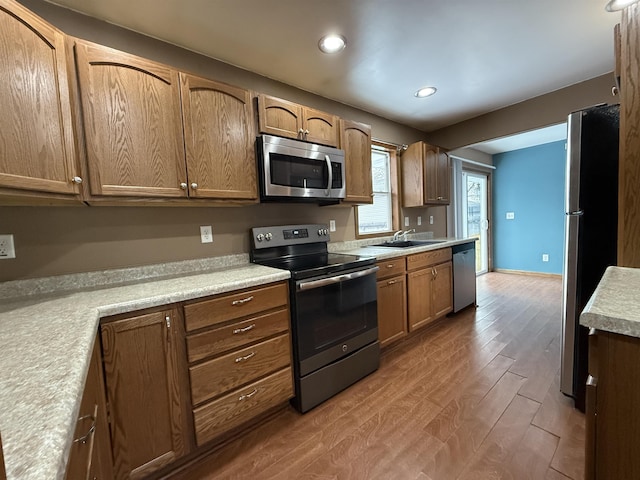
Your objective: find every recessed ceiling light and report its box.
[318,34,347,54]
[605,0,640,11]
[415,86,437,98]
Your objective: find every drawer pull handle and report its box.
[232,296,254,306]
[387,280,397,285]
[235,351,255,363]
[238,388,258,401]
[233,324,256,334]
[73,415,96,444]
[386,264,394,268]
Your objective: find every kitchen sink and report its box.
[369,240,446,248]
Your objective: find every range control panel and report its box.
[251,224,330,249]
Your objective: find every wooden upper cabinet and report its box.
[74,40,188,198]
[258,94,303,140]
[257,94,339,147]
[340,119,373,204]
[303,107,339,146]
[180,73,257,200]
[101,308,191,480]
[0,0,80,197]
[401,141,450,207]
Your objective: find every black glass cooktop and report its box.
[255,252,375,280]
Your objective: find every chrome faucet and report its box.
[392,229,415,241]
[392,230,404,241]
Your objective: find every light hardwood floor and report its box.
[171,272,585,480]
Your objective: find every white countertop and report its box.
[580,266,640,338]
[0,236,472,480]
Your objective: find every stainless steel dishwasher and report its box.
[452,241,477,313]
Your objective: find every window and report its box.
[356,142,399,237]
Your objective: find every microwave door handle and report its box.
[325,154,332,197]
[297,266,379,291]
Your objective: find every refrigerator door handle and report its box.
[567,210,584,216]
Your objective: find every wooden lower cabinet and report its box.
[184,281,293,448]
[66,337,113,480]
[376,257,408,347]
[193,367,293,446]
[100,307,192,480]
[586,329,640,479]
[407,248,453,332]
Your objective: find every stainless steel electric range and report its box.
[250,224,380,413]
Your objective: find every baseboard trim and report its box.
[492,268,562,279]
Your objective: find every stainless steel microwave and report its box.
[257,134,346,203]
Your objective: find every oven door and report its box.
[293,265,379,376]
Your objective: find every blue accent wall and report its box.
[492,140,566,274]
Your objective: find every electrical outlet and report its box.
[200,226,213,244]
[542,254,549,262]
[417,216,422,226]
[404,216,410,227]
[429,216,434,225]
[0,234,16,259]
[506,212,515,220]
[329,220,336,232]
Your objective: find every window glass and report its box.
[357,147,392,235]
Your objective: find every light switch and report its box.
[506,212,515,220]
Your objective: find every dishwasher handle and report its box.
[297,266,379,291]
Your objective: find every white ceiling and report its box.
[471,123,568,155]
[46,0,620,133]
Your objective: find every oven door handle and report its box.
[297,266,379,291]
[325,154,333,197]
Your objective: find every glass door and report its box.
[461,171,489,274]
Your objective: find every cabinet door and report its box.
[75,41,187,198]
[66,337,113,480]
[257,94,302,140]
[0,0,79,196]
[424,144,439,204]
[303,107,339,147]
[432,261,453,318]
[341,119,372,203]
[180,73,257,200]
[101,309,191,480]
[377,275,407,347]
[401,141,425,207]
[436,150,451,204]
[407,268,434,331]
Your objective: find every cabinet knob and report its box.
[180,182,188,190]
[71,176,83,185]
[191,182,198,190]
[437,196,444,200]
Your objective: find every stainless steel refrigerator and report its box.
[561,103,619,411]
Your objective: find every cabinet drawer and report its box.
[186,308,289,363]
[184,282,288,332]
[193,367,293,447]
[189,333,291,405]
[376,257,406,280]
[406,248,452,270]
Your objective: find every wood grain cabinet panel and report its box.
[101,308,191,480]
[75,40,188,198]
[377,274,407,347]
[184,282,288,332]
[303,107,339,147]
[376,257,406,280]
[0,0,80,198]
[401,141,451,206]
[180,73,257,200]
[189,333,291,406]
[65,337,113,480]
[340,119,373,204]
[193,367,293,447]
[407,248,453,332]
[257,94,339,146]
